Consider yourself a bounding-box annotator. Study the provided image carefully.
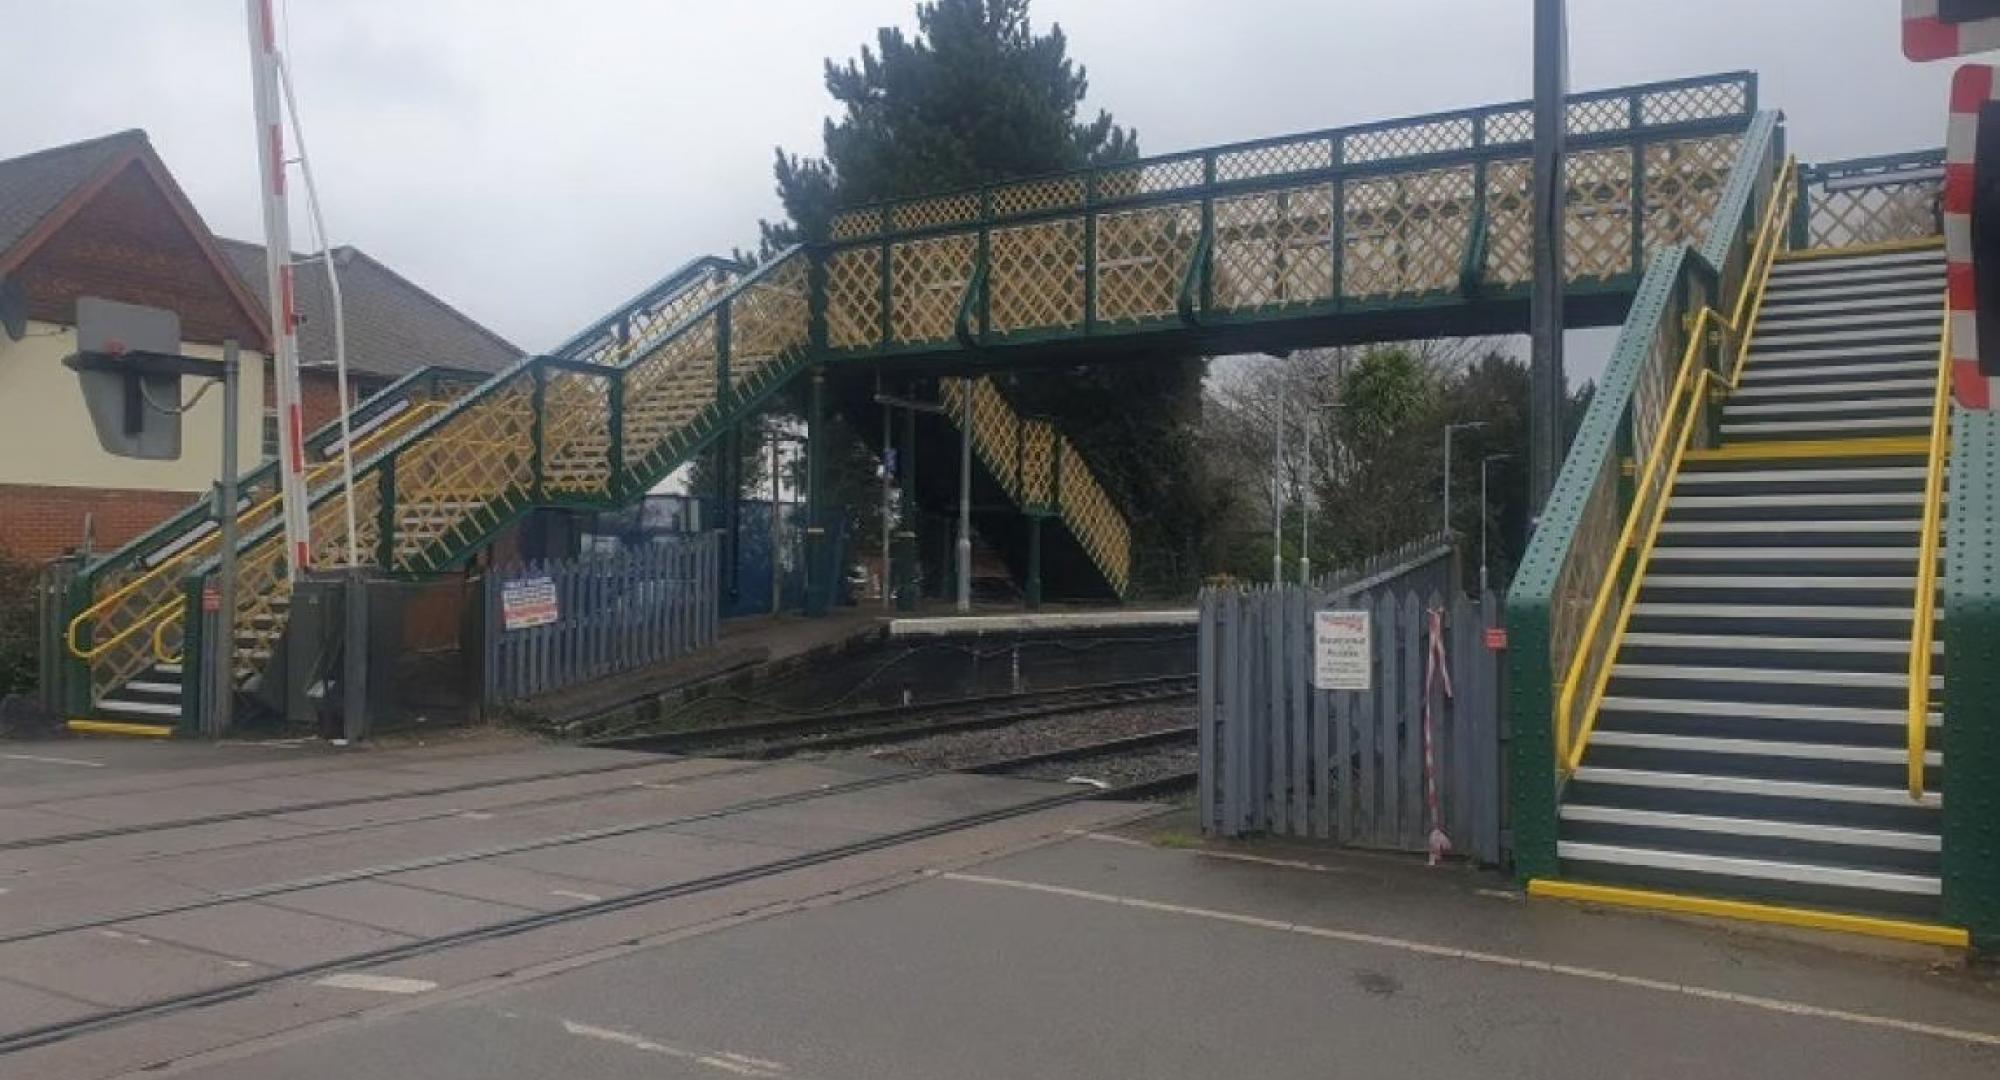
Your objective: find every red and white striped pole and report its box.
[1946,64,2000,411]
[245,0,312,579]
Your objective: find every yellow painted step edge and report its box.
[1528,879,1968,948]
[65,718,173,738]
[1775,236,1944,261]
[1683,436,1930,462]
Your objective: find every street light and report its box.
[1442,421,1488,537]
[1299,401,1350,585]
[1480,453,1511,596]
[1271,410,1286,585]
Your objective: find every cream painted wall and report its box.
[0,321,267,492]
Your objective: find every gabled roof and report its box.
[216,239,522,380]
[0,130,269,346]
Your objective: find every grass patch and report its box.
[1150,829,1203,849]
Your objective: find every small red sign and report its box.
[1484,627,1508,651]
[201,583,221,613]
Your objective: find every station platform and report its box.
[888,607,1196,637]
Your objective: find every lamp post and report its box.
[1443,421,1488,538]
[1298,401,1350,585]
[1480,452,1511,596]
[1271,410,1286,585]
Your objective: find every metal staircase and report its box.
[1555,239,1951,919]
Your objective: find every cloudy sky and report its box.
[0,0,1956,378]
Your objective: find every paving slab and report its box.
[260,880,532,938]
[0,805,104,845]
[379,861,636,912]
[120,900,415,968]
[491,833,790,889]
[0,927,267,1009]
[0,866,221,937]
[0,977,96,1033]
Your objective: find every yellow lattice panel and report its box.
[890,193,981,233]
[825,247,882,350]
[888,235,975,345]
[1215,138,1334,183]
[540,371,613,497]
[1020,419,1056,509]
[988,221,1084,335]
[991,176,1085,218]
[1643,134,1740,254]
[567,268,741,367]
[1095,156,1204,201]
[727,259,811,392]
[1482,159,1534,288]
[1212,183,1335,312]
[829,209,882,242]
[1341,166,1474,299]
[1564,148,1635,282]
[621,320,719,470]
[1344,117,1475,165]
[940,378,1020,496]
[1095,202,1198,325]
[1640,80,1750,127]
[1057,441,1131,596]
[389,377,535,567]
[1807,183,1940,249]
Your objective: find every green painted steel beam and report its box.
[1944,408,2000,952]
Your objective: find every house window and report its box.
[261,408,278,460]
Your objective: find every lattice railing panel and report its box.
[890,193,981,234]
[1020,419,1056,510]
[1342,166,1474,299]
[1483,159,1534,288]
[565,267,741,367]
[1643,134,1740,254]
[389,376,536,566]
[1216,139,1334,183]
[941,377,1021,495]
[621,320,719,470]
[825,247,882,350]
[1057,441,1131,595]
[1806,183,1941,249]
[1345,118,1475,165]
[991,176,1085,218]
[1212,183,1336,311]
[1565,148,1635,282]
[889,235,976,345]
[989,221,1084,335]
[1641,80,1750,128]
[1095,202,1198,325]
[727,259,811,391]
[540,370,614,497]
[1096,155,1205,200]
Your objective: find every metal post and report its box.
[882,387,894,610]
[956,377,973,613]
[770,425,783,615]
[1480,453,1510,596]
[1026,515,1043,611]
[1271,409,1285,585]
[1444,421,1487,537]
[896,402,918,611]
[805,367,826,616]
[211,341,240,738]
[1299,414,1312,586]
[341,569,366,743]
[1529,0,1568,517]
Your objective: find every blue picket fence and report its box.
[483,535,719,705]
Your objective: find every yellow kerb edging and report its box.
[1774,236,1945,261]
[1527,879,1968,948]
[65,718,173,738]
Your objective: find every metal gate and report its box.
[1198,586,1505,864]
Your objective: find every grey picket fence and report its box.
[1198,586,1505,865]
[483,535,718,705]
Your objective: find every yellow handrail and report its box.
[1554,156,1796,773]
[64,401,441,662]
[1909,299,1952,799]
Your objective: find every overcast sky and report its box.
[0,0,1956,381]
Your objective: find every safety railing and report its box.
[1793,150,1943,251]
[1911,300,1952,799]
[821,73,1757,357]
[551,255,748,367]
[1506,107,1786,872]
[939,377,1132,596]
[1555,154,1796,773]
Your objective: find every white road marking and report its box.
[313,973,439,995]
[458,811,495,821]
[549,889,602,903]
[1075,830,1354,875]
[0,752,104,768]
[940,872,2000,1050]
[1475,888,1524,902]
[561,1019,796,1076]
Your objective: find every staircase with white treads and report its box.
[1559,242,1947,918]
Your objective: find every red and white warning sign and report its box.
[1906,0,2000,60]
[1946,64,2000,409]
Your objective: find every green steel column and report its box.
[1026,515,1043,611]
[804,366,829,616]
[1944,408,2000,951]
[1789,166,1813,250]
[1506,604,1560,880]
[895,398,918,611]
[177,576,205,738]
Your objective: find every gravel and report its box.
[1004,743,1199,790]
[867,701,1194,771]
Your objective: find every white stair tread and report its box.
[1753,294,1943,318]
[1559,804,1939,852]
[1568,766,1941,809]
[1668,491,1921,508]
[1648,545,1924,560]
[1599,695,1939,726]
[1723,397,1932,418]
[1610,662,1937,689]
[1589,730,1942,765]
[1729,378,1934,401]
[1631,602,1924,619]
[1736,359,1938,384]
[1747,340,1936,364]
[1723,416,1930,435]
[1769,255,1942,281]
[1556,840,1940,894]
[96,698,181,717]
[124,680,181,694]
[1745,328,1939,351]
[1621,631,1941,655]
[1658,518,1917,533]
[1642,574,1918,589]
[1761,278,1943,304]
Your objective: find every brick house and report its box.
[0,130,520,562]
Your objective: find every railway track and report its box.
[593,674,1197,760]
[970,726,1198,798]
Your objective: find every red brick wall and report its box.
[0,483,198,562]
